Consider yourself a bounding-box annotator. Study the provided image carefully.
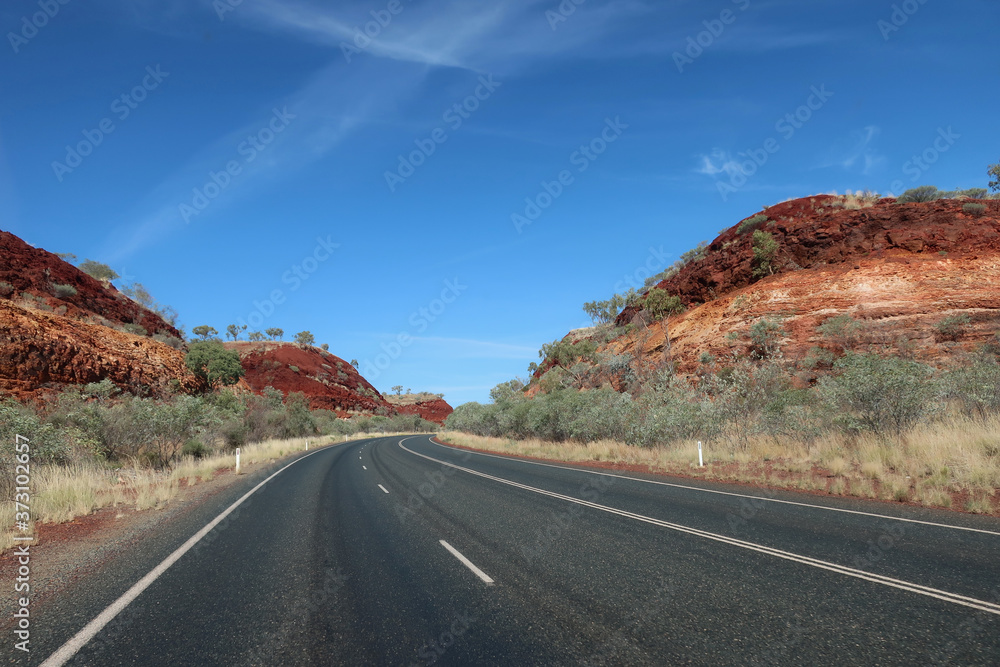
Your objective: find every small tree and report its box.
[751,230,779,278]
[897,185,940,203]
[321,343,330,352]
[392,385,403,396]
[184,341,244,388]
[350,359,359,369]
[295,331,315,347]
[248,331,265,343]
[266,327,284,341]
[192,325,218,341]
[78,259,119,282]
[988,161,1000,193]
[640,289,684,321]
[226,324,247,341]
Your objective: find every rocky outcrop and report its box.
[228,342,394,416]
[0,231,180,337]
[384,393,454,424]
[0,300,203,400]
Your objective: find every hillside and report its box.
[561,196,1000,382]
[384,392,454,424]
[0,231,199,400]
[0,230,422,420]
[226,342,393,416]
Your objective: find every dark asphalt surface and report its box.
[12,435,1000,665]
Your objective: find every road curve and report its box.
[20,435,1000,665]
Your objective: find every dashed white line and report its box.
[363,465,367,470]
[440,540,495,585]
[401,438,1000,616]
[378,484,389,494]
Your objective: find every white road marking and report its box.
[400,438,1000,617]
[424,437,1000,537]
[378,484,389,494]
[440,540,495,585]
[40,444,343,667]
[363,465,367,470]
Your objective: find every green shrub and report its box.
[751,230,778,278]
[962,202,987,218]
[182,439,209,458]
[185,341,244,388]
[818,353,937,434]
[640,290,684,321]
[737,214,768,234]
[896,185,940,203]
[122,323,148,337]
[817,314,864,352]
[50,283,78,298]
[0,281,15,297]
[78,260,119,282]
[936,313,972,341]
[289,366,300,373]
[152,333,185,349]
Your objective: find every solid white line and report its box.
[400,438,1000,616]
[40,444,343,667]
[424,437,1000,537]
[440,540,495,585]
[378,484,389,494]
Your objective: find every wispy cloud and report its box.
[816,125,884,175]
[696,149,746,179]
[102,60,422,260]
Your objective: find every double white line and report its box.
[399,439,1000,617]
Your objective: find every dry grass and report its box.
[0,431,397,553]
[439,412,1000,514]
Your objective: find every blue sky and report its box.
[1,0,997,406]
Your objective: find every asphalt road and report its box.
[14,435,1000,665]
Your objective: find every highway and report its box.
[22,435,1000,665]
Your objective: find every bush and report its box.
[49,283,78,299]
[817,314,864,353]
[945,354,1000,420]
[751,230,778,278]
[747,317,786,359]
[185,341,244,388]
[936,313,971,341]
[295,331,315,347]
[122,323,148,337]
[182,439,209,459]
[737,214,768,234]
[0,281,13,297]
[640,289,684,321]
[897,186,940,203]
[152,333,185,350]
[962,202,987,218]
[818,353,937,434]
[78,260,119,282]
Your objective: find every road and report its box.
[18,435,1000,665]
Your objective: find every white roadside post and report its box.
[698,441,704,467]
[235,447,241,474]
